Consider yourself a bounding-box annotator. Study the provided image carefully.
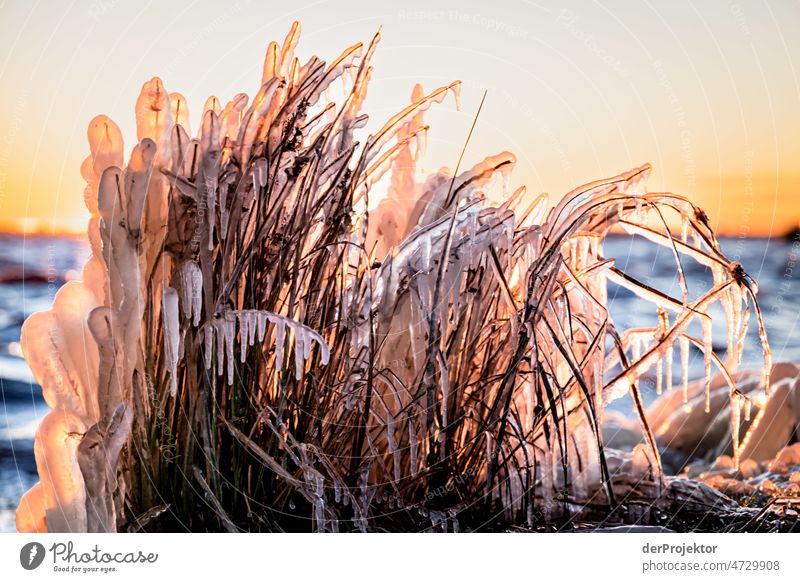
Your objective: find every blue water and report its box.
[0,232,797,531]
[0,233,90,532]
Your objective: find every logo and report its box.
[20,542,46,570]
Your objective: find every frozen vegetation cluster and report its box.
[16,23,793,533]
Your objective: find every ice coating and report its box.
[170,92,191,134]
[21,282,101,419]
[17,20,776,532]
[34,411,90,533]
[135,77,172,152]
[16,482,47,533]
[201,309,330,385]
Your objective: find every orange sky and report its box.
[0,1,798,236]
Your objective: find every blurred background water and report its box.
[0,233,89,532]
[0,231,797,531]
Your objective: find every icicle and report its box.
[204,324,214,370]
[303,327,312,359]
[634,197,643,221]
[760,322,772,396]
[656,357,663,395]
[701,316,713,413]
[215,320,225,373]
[275,319,285,372]
[314,474,325,533]
[714,264,736,358]
[256,311,267,342]
[162,287,180,397]
[731,396,741,470]
[666,345,673,392]
[450,82,461,111]
[223,312,236,385]
[249,312,257,345]
[179,261,203,326]
[238,312,249,363]
[680,335,690,403]
[294,327,305,380]
[655,309,667,395]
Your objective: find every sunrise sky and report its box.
[0,0,797,236]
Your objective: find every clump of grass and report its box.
[18,22,770,533]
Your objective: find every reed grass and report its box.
[19,22,771,533]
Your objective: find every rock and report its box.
[784,483,800,496]
[602,410,642,450]
[767,459,789,474]
[739,458,762,478]
[740,368,800,462]
[646,364,800,468]
[631,443,653,478]
[701,473,755,496]
[759,479,779,494]
[775,443,800,467]
[711,455,735,471]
